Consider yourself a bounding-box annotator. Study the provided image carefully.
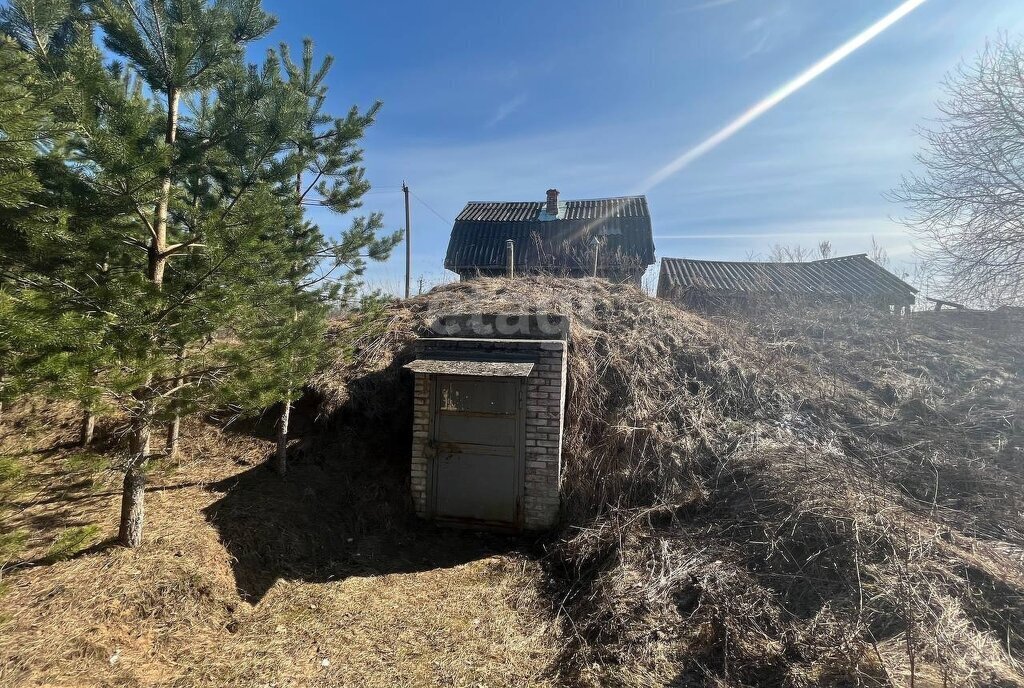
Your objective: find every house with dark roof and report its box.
[657,254,918,313]
[444,189,656,285]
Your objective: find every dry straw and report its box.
[314,276,1024,687]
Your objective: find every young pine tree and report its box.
[0,34,107,432]
[3,1,395,547]
[264,39,400,476]
[89,0,285,546]
[4,0,304,547]
[0,37,59,425]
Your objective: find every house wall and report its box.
[409,338,568,530]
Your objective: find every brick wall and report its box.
[408,338,567,529]
[410,373,430,517]
[522,341,566,528]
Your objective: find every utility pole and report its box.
[403,181,411,299]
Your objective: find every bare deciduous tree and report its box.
[893,35,1024,307]
[869,236,890,268]
[767,243,811,262]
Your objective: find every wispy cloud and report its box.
[655,230,907,240]
[485,94,527,128]
[638,0,929,192]
[655,216,909,241]
[739,4,800,60]
[685,0,744,12]
[741,28,770,60]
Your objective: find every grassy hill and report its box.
[1,277,1022,687]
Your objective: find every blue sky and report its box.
[255,0,1024,294]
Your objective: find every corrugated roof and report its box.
[658,254,918,301]
[445,196,655,271]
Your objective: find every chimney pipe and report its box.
[545,189,559,216]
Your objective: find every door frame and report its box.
[427,374,526,529]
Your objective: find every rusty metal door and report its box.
[430,375,524,526]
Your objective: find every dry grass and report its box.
[2,276,1022,687]
[313,277,1024,687]
[0,400,559,687]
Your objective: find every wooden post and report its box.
[403,182,411,299]
[506,239,514,279]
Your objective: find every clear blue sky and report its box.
[254,0,1024,294]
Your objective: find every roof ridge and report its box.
[811,253,869,263]
[662,253,870,267]
[662,257,819,267]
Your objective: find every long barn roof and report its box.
[445,196,655,271]
[658,254,918,301]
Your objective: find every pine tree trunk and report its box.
[166,414,180,460]
[274,398,290,476]
[119,464,146,548]
[119,82,179,549]
[166,348,184,460]
[80,408,95,447]
[273,160,302,480]
[119,85,179,548]
[149,88,179,288]
[118,415,151,548]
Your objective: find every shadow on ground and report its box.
[203,378,535,602]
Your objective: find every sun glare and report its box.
[638,0,929,192]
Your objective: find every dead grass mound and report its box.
[313,277,1024,687]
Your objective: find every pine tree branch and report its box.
[130,203,158,241]
[161,239,205,257]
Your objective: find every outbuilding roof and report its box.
[444,196,655,271]
[658,254,918,302]
[403,358,536,377]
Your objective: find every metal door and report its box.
[430,375,524,526]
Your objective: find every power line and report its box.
[410,190,450,225]
[317,181,449,224]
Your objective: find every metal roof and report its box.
[445,196,655,271]
[658,254,918,301]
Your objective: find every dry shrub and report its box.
[312,277,1024,687]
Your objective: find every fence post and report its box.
[506,239,515,279]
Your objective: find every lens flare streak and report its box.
[638,0,928,192]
